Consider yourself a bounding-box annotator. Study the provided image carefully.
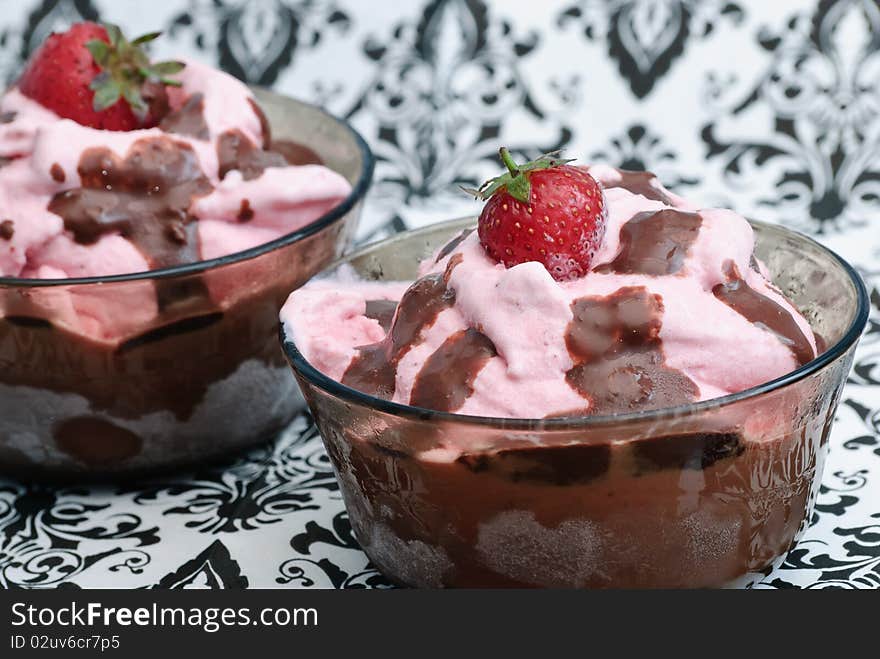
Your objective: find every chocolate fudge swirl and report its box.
[160,93,210,140]
[342,258,461,399]
[244,97,322,165]
[217,129,288,181]
[713,260,815,366]
[434,228,474,263]
[247,98,273,149]
[564,286,699,414]
[604,169,678,205]
[596,209,702,275]
[49,136,213,269]
[410,328,497,412]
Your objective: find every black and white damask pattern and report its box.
[0,0,878,589]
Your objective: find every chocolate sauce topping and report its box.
[269,140,323,166]
[713,261,815,366]
[597,209,702,275]
[410,328,497,411]
[247,98,272,149]
[247,93,321,166]
[342,260,460,399]
[217,129,287,181]
[49,163,65,183]
[434,228,474,263]
[364,299,398,332]
[608,169,676,205]
[237,199,254,222]
[0,220,13,240]
[160,93,210,140]
[141,80,171,125]
[48,136,213,270]
[564,286,699,414]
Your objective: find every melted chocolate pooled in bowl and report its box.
[564,286,699,414]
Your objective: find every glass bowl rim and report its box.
[0,92,375,288]
[281,216,871,430]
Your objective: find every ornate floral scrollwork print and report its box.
[132,418,338,534]
[279,512,392,588]
[168,0,350,85]
[702,0,880,233]
[592,123,700,190]
[0,483,157,589]
[154,540,248,589]
[345,0,573,207]
[760,467,880,589]
[558,0,744,97]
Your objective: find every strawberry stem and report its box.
[499,147,520,178]
[465,147,576,204]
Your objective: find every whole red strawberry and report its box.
[18,22,184,131]
[471,148,607,281]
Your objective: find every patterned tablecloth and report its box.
[0,0,878,589]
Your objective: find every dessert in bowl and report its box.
[281,151,869,588]
[0,23,372,475]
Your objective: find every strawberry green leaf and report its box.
[131,31,162,45]
[90,75,121,110]
[477,176,512,200]
[460,185,484,199]
[131,49,150,69]
[149,60,186,76]
[85,39,110,66]
[505,174,531,204]
[86,24,187,121]
[121,85,147,113]
[104,23,123,48]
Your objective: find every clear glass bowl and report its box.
[282,217,869,588]
[0,88,373,477]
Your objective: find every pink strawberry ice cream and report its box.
[0,58,351,344]
[0,58,351,282]
[282,164,818,418]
